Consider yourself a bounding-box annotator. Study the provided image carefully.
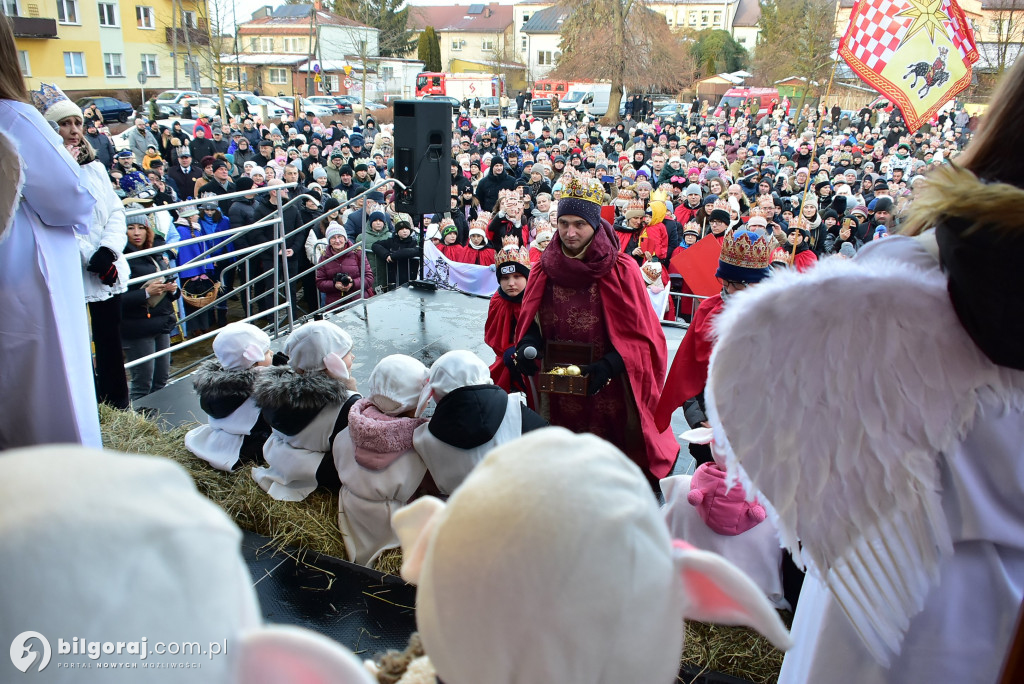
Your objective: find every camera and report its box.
[334,273,353,286]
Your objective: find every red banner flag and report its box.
[839,0,979,132]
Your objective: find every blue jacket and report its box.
[176,220,215,278]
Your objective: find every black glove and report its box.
[514,325,544,376]
[272,351,290,367]
[583,350,626,396]
[88,247,119,286]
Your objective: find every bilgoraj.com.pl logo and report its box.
[10,631,226,672]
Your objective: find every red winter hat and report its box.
[687,463,766,536]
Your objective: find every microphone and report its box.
[522,346,537,360]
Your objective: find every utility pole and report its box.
[306,4,316,96]
[172,0,179,88]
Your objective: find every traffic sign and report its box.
[343,77,354,89]
[137,71,148,85]
[344,65,352,76]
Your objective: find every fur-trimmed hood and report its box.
[900,164,1024,238]
[192,360,256,419]
[253,367,351,436]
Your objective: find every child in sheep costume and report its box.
[412,350,547,496]
[252,321,361,501]
[391,427,791,684]
[185,323,281,472]
[0,445,376,684]
[334,354,430,567]
[661,427,787,609]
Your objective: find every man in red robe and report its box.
[655,228,772,465]
[512,176,678,484]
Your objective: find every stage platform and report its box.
[136,286,694,475]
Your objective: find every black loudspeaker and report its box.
[393,100,452,215]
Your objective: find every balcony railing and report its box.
[165,24,209,46]
[10,16,58,39]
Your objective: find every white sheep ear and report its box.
[392,497,446,585]
[672,540,792,651]
[235,625,376,684]
[324,352,350,380]
[659,475,683,502]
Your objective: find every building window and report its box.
[522,13,529,23]
[181,9,196,28]
[104,53,124,77]
[57,0,79,24]
[326,74,339,92]
[136,5,154,28]
[98,1,118,26]
[381,65,393,80]
[141,53,159,76]
[667,17,674,26]
[268,68,288,84]
[482,38,494,51]
[18,50,30,77]
[738,35,747,44]
[224,66,238,83]
[537,50,553,65]
[701,10,709,26]
[451,39,462,51]
[713,11,722,26]
[688,11,697,26]
[283,37,304,53]
[3,0,20,16]
[521,35,527,52]
[64,51,86,76]
[991,19,1003,34]
[256,36,274,52]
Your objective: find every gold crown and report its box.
[561,175,604,206]
[625,198,646,216]
[641,260,663,285]
[616,187,636,200]
[499,188,523,203]
[748,205,769,219]
[533,219,552,235]
[470,216,489,231]
[719,228,771,271]
[476,211,493,225]
[713,199,731,212]
[495,244,531,270]
[500,234,520,250]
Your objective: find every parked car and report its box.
[226,91,285,119]
[529,98,553,117]
[478,96,517,117]
[336,94,386,116]
[261,96,294,118]
[76,96,135,124]
[653,102,692,119]
[299,99,335,118]
[153,90,200,117]
[421,95,461,109]
[306,96,350,115]
[156,96,220,119]
[113,119,196,151]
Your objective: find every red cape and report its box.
[653,293,724,432]
[517,219,679,479]
[485,292,520,390]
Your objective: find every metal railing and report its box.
[120,179,403,377]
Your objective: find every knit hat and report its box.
[367,211,387,227]
[708,209,731,224]
[312,167,328,180]
[839,242,857,258]
[367,355,430,417]
[213,322,272,371]
[30,83,83,123]
[416,350,491,416]
[685,183,702,197]
[439,218,457,238]
[235,176,256,192]
[686,463,767,536]
[325,221,346,241]
[716,229,771,283]
[285,320,354,378]
[556,175,604,230]
[0,445,375,683]
[391,428,792,684]
[494,242,531,281]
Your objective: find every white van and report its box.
[559,83,622,117]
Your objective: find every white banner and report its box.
[423,240,498,297]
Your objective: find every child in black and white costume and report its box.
[251,321,360,501]
[185,322,280,472]
[412,350,546,496]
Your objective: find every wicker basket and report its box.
[181,278,221,308]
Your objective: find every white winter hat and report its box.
[425,225,442,242]
[392,428,792,684]
[285,320,353,377]
[468,226,486,240]
[326,221,346,241]
[368,354,429,416]
[0,445,376,684]
[416,350,490,415]
[213,322,272,370]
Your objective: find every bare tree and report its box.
[985,0,1024,74]
[553,0,695,123]
[753,0,837,113]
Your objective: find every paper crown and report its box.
[716,229,771,283]
[470,216,489,231]
[500,235,520,251]
[438,217,456,236]
[748,205,769,219]
[624,198,646,218]
[494,243,531,274]
[498,188,523,203]
[561,175,604,206]
[476,211,493,225]
[641,260,663,286]
[533,219,552,236]
[30,82,83,124]
[616,187,636,201]
[713,198,731,212]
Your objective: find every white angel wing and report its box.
[704,237,1024,665]
[0,129,24,245]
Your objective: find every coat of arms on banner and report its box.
[839,0,978,132]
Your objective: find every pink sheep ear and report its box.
[243,343,266,365]
[686,489,705,506]
[392,497,446,585]
[748,503,767,523]
[672,540,792,651]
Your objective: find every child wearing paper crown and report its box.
[485,238,533,397]
[251,321,361,502]
[333,355,431,566]
[185,323,286,472]
[660,428,788,610]
[386,428,791,684]
[412,350,547,496]
[452,214,496,266]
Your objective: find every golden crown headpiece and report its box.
[561,175,604,206]
[625,198,646,216]
[495,244,531,272]
[616,187,636,201]
[719,228,771,273]
[500,235,520,251]
[713,198,731,212]
[533,219,552,236]
[499,188,523,203]
[470,216,489,231]
[476,211,493,225]
[438,217,456,236]
[641,260,663,285]
[748,205,769,219]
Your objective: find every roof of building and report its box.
[238,4,369,36]
[732,0,761,27]
[408,3,514,32]
[521,5,569,33]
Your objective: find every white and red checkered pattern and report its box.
[940,0,980,64]
[843,1,908,72]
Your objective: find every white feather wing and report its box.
[704,238,1024,665]
[0,130,24,245]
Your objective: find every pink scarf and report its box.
[347,399,426,470]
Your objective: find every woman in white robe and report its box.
[0,69,99,447]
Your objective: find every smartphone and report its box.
[163,275,176,284]
[600,175,615,184]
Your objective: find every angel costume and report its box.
[0,101,99,448]
[706,169,1024,684]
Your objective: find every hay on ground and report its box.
[99,405,784,683]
